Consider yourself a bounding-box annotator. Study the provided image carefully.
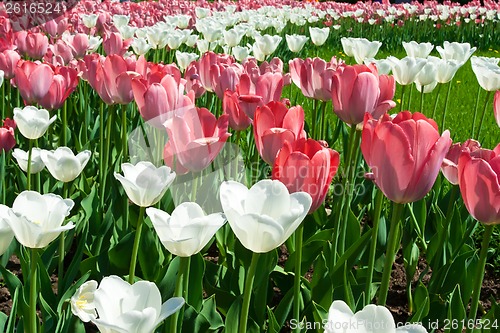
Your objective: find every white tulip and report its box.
[415,81,438,94]
[252,42,266,62]
[167,31,185,50]
[254,34,282,56]
[0,206,14,256]
[325,300,428,333]
[414,59,437,87]
[13,106,56,140]
[471,56,500,91]
[0,70,4,88]
[220,180,312,253]
[223,28,243,48]
[131,37,152,56]
[175,51,199,72]
[12,148,45,174]
[81,14,98,29]
[114,161,176,207]
[364,58,392,75]
[436,41,476,64]
[0,191,74,248]
[309,27,329,46]
[118,25,137,40]
[285,34,309,53]
[71,275,184,333]
[175,15,191,29]
[147,202,226,257]
[184,34,199,47]
[195,7,211,19]
[426,56,461,83]
[402,41,434,58]
[41,147,91,183]
[233,46,251,62]
[387,56,427,85]
[197,39,211,54]
[112,15,130,29]
[341,37,382,64]
[88,36,102,53]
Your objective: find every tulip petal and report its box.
[157,297,185,324]
[229,213,285,253]
[352,304,395,333]
[244,179,291,219]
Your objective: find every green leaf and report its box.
[187,254,205,311]
[409,282,429,322]
[108,231,134,272]
[311,301,328,327]
[224,296,242,333]
[0,312,7,332]
[447,285,465,333]
[138,222,162,281]
[267,307,280,333]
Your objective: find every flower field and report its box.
[0,0,499,332]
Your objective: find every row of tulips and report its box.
[0,1,499,333]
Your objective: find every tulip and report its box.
[112,15,130,29]
[38,66,79,110]
[0,69,3,88]
[81,14,98,29]
[13,106,56,140]
[0,191,74,248]
[0,118,15,152]
[164,107,231,174]
[12,148,45,174]
[220,179,312,253]
[223,90,253,131]
[387,56,427,86]
[427,56,461,84]
[440,139,481,186]
[341,37,382,65]
[41,147,91,183]
[232,46,251,62]
[470,56,500,91]
[285,34,308,53]
[331,64,396,125]
[71,275,184,333]
[0,50,21,79]
[362,112,451,203]
[495,90,500,128]
[0,206,14,256]
[103,32,131,57]
[198,51,234,92]
[210,63,244,100]
[175,51,198,72]
[14,61,54,105]
[402,41,434,58]
[131,37,152,56]
[253,101,307,165]
[17,32,48,60]
[436,41,476,64]
[325,301,428,333]
[414,59,437,93]
[273,139,339,213]
[146,202,226,257]
[254,34,282,57]
[309,27,329,46]
[364,57,392,75]
[223,28,243,48]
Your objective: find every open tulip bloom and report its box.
[0,206,14,256]
[71,275,184,333]
[13,106,56,140]
[41,147,91,183]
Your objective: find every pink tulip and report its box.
[0,118,16,153]
[198,51,234,92]
[458,143,500,224]
[238,72,284,119]
[185,62,206,98]
[38,66,79,110]
[48,40,75,65]
[441,139,481,185]
[332,64,396,125]
[66,33,90,59]
[103,32,131,56]
[361,111,452,203]
[14,61,54,105]
[16,32,48,60]
[273,139,340,213]
[254,101,307,165]
[495,90,500,128]
[163,107,231,174]
[223,90,253,131]
[0,50,21,79]
[211,63,243,100]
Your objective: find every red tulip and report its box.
[223,90,253,131]
[458,143,500,224]
[0,118,16,153]
[441,139,481,185]
[0,50,20,79]
[332,64,396,125]
[254,101,307,165]
[273,139,340,213]
[495,90,500,128]
[163,107,231,174]
[361,112,452,203]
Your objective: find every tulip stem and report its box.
[419,88,424,114]
[471,85,482,137]
[431,83,442,119]
[99,102,105,214]
[378,202,405,306]
[121,103,128,162]
[57,182,69,297]
[0,153,5,204]
[240,252,259,333]
[440,81,453,131]
[26,139,33,191]
[129,206,145,284]
[365,189,384,305]
[61,100,67,146]
[400,85,407,112]
[170,256,190,333]
[29,248,38,333]
[293,223,304,332]
[466,224,494,333]
[476,91,492,141]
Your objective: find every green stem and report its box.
[121,104,128,162]
[431,83,443,119]
[470,86,482,137]
[26,139,33,191]
[466,225,494,333]
[170,256,190,333]
[29,248,38,333]
[128,206,145,284]
[407,84,413,110]
[311,99,318,140]
[378,202,405,306]
[99,102,105,213]
[58,182,69,297]
[419,87,424,114]
[365,189,384,305]
[400,85,407,112]
[440,81,453,131]
[293,223,304,333]
[61,100,67,146]
[0,153,5,204]
[240,252,260,333]
[319,101,327,139]
[476,91,492,140]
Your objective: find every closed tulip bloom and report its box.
[12,148,45,174]
[427,56,461,84]
[0,191,74,248]
[402,41,434,58]
[325,301,428,333]
[414,59,437,90]
[309,27,329,46]
[232,46,251,62]
[0,50,21,79]
[131,38,152,56]
[238,70,284,118]
[331,64,396,125]
[114,161,176,207]
[146,203,226,257]
[273,139,340,213]
[71,275,184,333]
[13,106,56,140]
[285,34,308,53]
[457,143,500,224]
[0,70,3,88]
[436,41,476,64]
[19,32,48,60]
[471,56,500,91]
[387,56,427,85]
[81,14,98,29]
[220,179,312,253]
[254,34,282,56]
[495,91,500,128]
[254,101,307,165]
[41,147,91,182]
[223,28,243,48]
[14,61,54,105]
[0,118,15,152]
[0,206,14,256]
[341,37,382,65]
[175,51,198,72]
[361,112,452,203]
[112,15,130,29]
[198,52,234,92]
[38,66,79,110]
[441,139,481,185]
[364,58,392,75]
[223,90,253,131]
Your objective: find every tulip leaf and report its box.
[331,228,373,276]
[187,254,205,311]
[311,253,333,310]
[6,286,20,333]
[224,296,242,333]
[57,271,91,314]
[409,282,429,322]
[0,312,6,332]
[62,222,89,292]
[108,231,134,273]
[447,285,465,333]
[266,306,280,333]
[311,301,328,325]
[272,287,294,328]
[182,295,224,333]
[39,292,57,332]
[138,222,162,281]
[36,253,58,311]
[203,261,237,316]
[157,256,179,300]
